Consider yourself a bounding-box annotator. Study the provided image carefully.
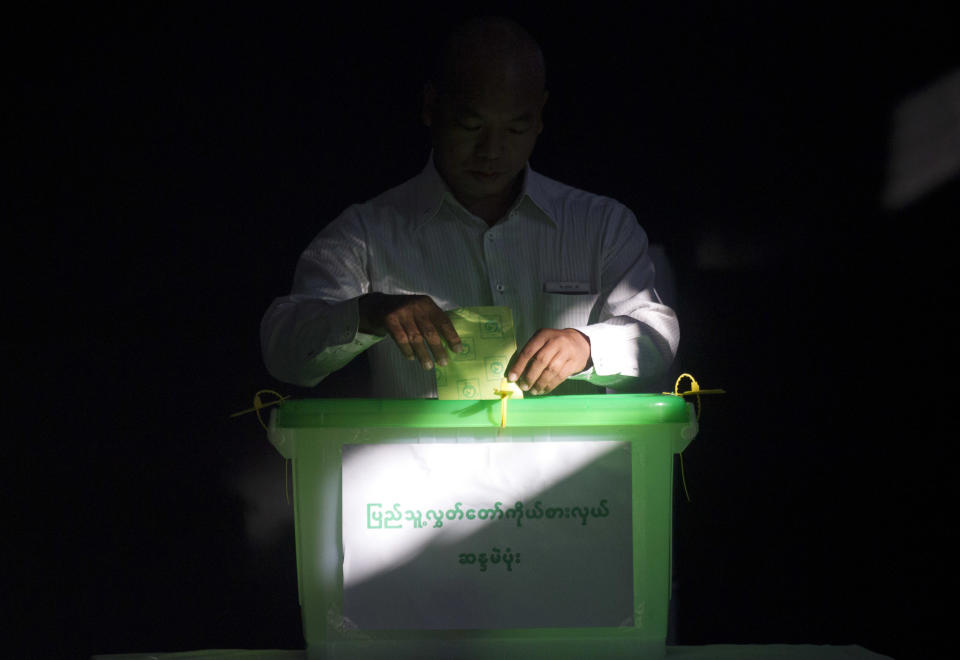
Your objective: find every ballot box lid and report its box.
[274,393,690,429]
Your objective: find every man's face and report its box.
[423,63,547,212]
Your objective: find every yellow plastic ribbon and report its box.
[231,389,292,502]
[230,389,290,431]
[664,372,726,421]
[662,373,726,503]
[493,378,523,428]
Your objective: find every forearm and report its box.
[570,302,679,389]
[260,295,383,387]
[564,207,679,390]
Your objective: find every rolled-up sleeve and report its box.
[260,208,384,387]
[572,208,679,389]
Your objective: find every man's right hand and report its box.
[358,293,462,369]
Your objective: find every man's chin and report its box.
[467,170,505,184]
[458,169,520,196]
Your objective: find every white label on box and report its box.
[341,440,634,630]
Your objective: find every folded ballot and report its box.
[435,306,523,401]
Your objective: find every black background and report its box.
[9,3,959,659]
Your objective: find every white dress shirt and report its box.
[261,156,679,398]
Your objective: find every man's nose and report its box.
[475,127,505,159]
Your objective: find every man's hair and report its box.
[429,16,546,93]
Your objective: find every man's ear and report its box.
[422,82,438,127]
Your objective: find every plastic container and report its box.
[268,394,697,659]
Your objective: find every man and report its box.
[261,17,679,398]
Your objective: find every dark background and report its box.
[9,3,959,659]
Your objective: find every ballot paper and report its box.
[435,306,523,401]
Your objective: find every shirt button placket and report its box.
[484,229,506,298]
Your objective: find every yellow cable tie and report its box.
[658,372,724,504]
[679,452,692,503]
[230,390,293,503]
[493,378,522,428]
[661,373,725,422]
[230,389,290,431]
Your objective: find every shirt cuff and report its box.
[302,297,382,358]
[573,323,641,378]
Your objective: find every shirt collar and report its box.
[412,154,559,232]
[411,154,448,227]
[521,163,560,227]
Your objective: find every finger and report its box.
[507,334,545,386]
[402,319,435,369]
[384,315,415,361]
[531,353,572,395]
[432,312,462,354]
[419,321,450,367]
[518,343,559,393]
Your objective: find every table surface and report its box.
[92,644,895,660]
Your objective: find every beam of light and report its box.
[340,436,627,588]
[883,67,960,210]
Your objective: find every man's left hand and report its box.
[507,328,591,395]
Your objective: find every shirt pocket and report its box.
[540,292,601,330]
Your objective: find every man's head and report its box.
[423,17,548,221]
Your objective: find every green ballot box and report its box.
[268,394,698,660]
